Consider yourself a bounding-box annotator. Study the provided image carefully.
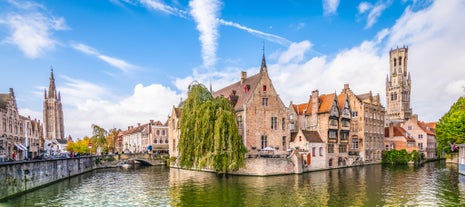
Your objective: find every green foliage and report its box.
[436,97,465,154]
[178,83,247,173]
[382,149,421,165]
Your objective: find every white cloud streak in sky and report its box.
[218,19,292,46]
[0,0,67,58]
[139,0,189,18]
[72,43,139,72]
[189,0,221,69]
[323,0,340,15]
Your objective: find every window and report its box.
[407,126,412,130]
[156,130,160,135]
[418,143,423,150]
[165,139,169,144]
[162,130,166,136]
[399,57,402,66]
[263,85,267,91]
[341,131,349,140]
[261,135,267,149]
[299,136,302,142]
[271,117,277,130]
[339,144,347,153]
[342,119,350,127]
[330,118,338,126]
[282,118,285,130]
[352,111,358,117]
[319,147,323,156]
[352,139,359,149]
[237,116,243,129]
[385,145,390,151]
[172,139,176,151]
[262,98,268,106]
[154,139,158,144]
[328,144,334,153]
[282,136,286,151]
[329,130,337,139]
[418,134,423,139]
[394,58,397,66]
[312,147,316,157]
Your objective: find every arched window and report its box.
[156,130,160,136]
[394,58,397,66]
[399,57,402,65]
[263,85,267,91]
[162,130,165,136]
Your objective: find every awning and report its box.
[14,143,26,151]
[18,143,28,151]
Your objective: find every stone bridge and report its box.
[105,153,166,166]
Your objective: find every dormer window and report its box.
[263,85,267,91]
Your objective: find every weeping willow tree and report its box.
[178,83,247,173]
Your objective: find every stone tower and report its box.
[385,46,412,123]
[43,69,65,140]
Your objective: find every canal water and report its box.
[2,161,465,206]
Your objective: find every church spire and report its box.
[260,42,267,72]
[48,67,57,99]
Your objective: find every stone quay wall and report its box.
[0,157,96,200]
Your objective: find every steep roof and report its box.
[317,93,335,113]
[212,73,261,111]
[291,130,324,143]
[120,123,149,136]
[292,93,337,115]
[418,121,435,136]
[337,93,346,110]
[385,125,415,142]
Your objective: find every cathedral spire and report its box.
[260,42,267,72]
[48,68,57,99]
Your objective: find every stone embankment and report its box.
[0,154,166,200]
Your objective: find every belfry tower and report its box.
[386,46,412,123]
[43,69,65,140]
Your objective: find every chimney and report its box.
[411,114,418,122]
[137,123,141,127]
[241,71,247,84]
[128,126,130,130]
[311,90,319,115]
[344,83,349,90]
[150,120,154,124]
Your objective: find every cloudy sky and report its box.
[0,0,464,139]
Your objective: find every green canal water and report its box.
[1,161,465,206]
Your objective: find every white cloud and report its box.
[71,43,139,72]
[278,41,312,64]
[175,0,465,124]
[358,1,392,29]
[57,77,182,138]
[189,0,221,69]
[218,19,292,46]
[139,0,188,18]
[358,2,372,13]
[0,1,67,58]
[323,0,340,15]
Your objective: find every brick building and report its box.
[384,123,418,153]
[401,115,437,159]
[213,54,290,156]
[290,89,352,167]
[340,84,385,164]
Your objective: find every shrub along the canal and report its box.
[382,149,421,165]
[178,83,247,174]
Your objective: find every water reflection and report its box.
[1,162,465,206]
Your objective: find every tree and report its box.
[91,124,108,154]
[106,128,121,153]
[66,136,92,154]
[436,97,465,154]
[178,83,247,173]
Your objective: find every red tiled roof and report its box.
[212,73,262,111]
[337,93,346,110]
[418,121,435,136]
[318,93,335,113]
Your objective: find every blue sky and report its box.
[1,0,464,139]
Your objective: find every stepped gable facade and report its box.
[213,54,290,156]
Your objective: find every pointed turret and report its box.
[260,44,267,73]
[48,68,57,99]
